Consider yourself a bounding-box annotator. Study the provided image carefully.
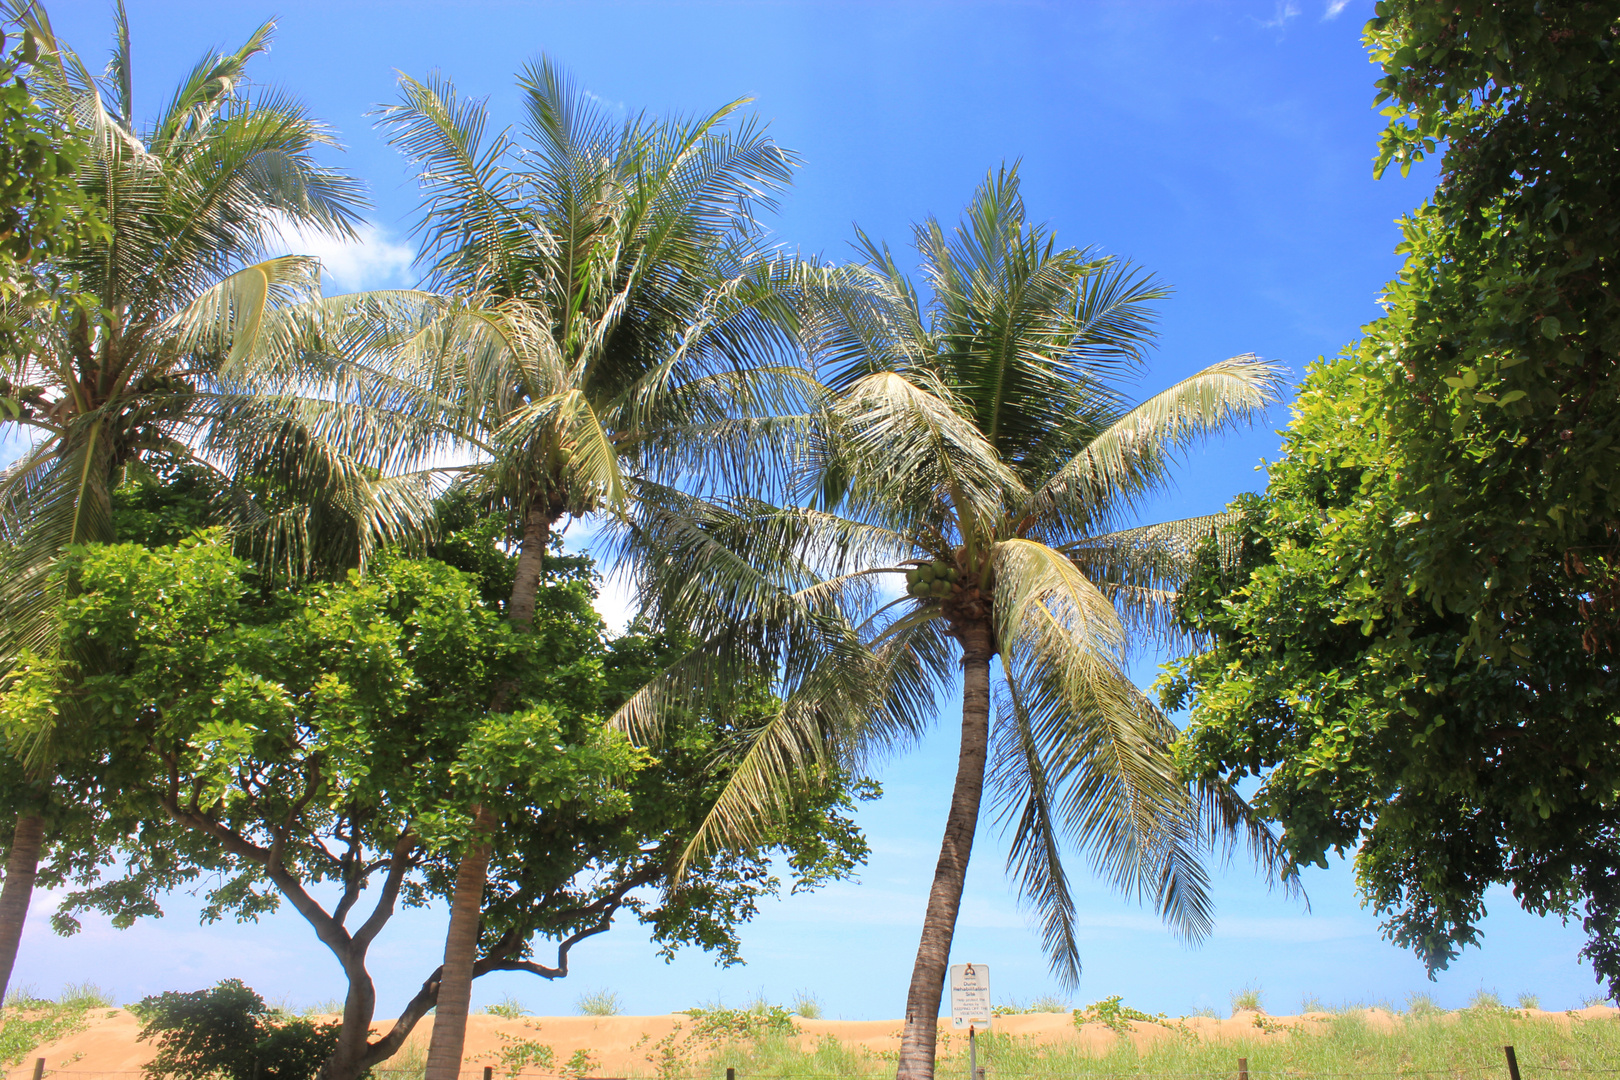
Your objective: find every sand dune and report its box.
[12,1006,1616,1080]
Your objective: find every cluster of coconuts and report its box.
[907,560,960,599]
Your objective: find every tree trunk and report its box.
[897,622,994,1080]
[423,502,556,1078]
[506,506,551,628]
[423,805,496,1080]
[0,814,45,1009]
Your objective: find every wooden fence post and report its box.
[1238,1057,1248,1080]
[30,1058,42,1080]
[726,1069,736,1080]
[1504,1045,1521,1080]
[484,1068,493,1080]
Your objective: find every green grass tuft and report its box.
[1230,986,1265,1015]
[1405,992,1442,1016]
[576,989,621,1017]
[484,995,530,1019]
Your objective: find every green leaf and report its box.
[1541,316,1562,339]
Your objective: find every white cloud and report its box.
[584,89,628,115]
[264,213,416,293]
[593,565,638,634]
[1257,1,1301,29]
[1323,0,1352,18]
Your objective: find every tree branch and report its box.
[352,830,417,950]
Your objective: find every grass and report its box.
[1230,986,1265,1015]
[996,996,1070,1016]
[0,984,117,1066]
[679,1004,1620,1080]
[485,995,531,1019]
[373,1036,427,1080]
[576,989,621,1017]
[790,992,822,1020]
[1407,993,1443,1017]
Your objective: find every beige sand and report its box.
[14,1006,1618,1080]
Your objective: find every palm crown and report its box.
[622,167,1293,1079]
[273,58,813,624]
[256,60,824,1080]
[0,3,366,655]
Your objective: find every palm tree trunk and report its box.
[507,506,551,627]
[897,622,994,1080]
[423,804,496,1080]
[424,505,553,1079]
[0,814,45,1008]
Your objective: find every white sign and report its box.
[949,963,992,1030]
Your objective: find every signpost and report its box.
[949,963,991,1080]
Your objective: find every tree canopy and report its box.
[1165,0,1620,995]
[1,504,869,1080]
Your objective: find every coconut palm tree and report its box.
[617,166,1296,1080]
[268,61,814,1079]
[0,1,373,1004]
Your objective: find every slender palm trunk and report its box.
[424,504,552,1079]
[897,622,994,1080]
[423,805,496,1080]
[0,814,45,1008]
[506,506,551,628]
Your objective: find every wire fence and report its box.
[9,1047,1620,1080]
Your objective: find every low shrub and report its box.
[484,995,529,1019]
[683,1003,798,1041]
[134,979,340,1080]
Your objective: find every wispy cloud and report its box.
[265,213,416,293]
[1323,0,1352,18]
[585,89,628,115]
[1256,0,1301,29]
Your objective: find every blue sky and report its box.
[13,0,1606,1020]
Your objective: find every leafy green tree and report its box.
[0,11,105,1009]
[625,167,1292,1080]
[269,61,816,1077]
[6,522,869,1080]
[0,1,371,1005]
[134,979,340,1080]
[1165,0,1620,996]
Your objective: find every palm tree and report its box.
[619,167,1296,1080]
[273,61,813,1079]
[0,1,369,1003]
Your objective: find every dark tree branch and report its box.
[352,831,417,950]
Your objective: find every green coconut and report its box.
[906,568,923,587]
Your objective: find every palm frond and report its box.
[1019,354,1284,539]
[1061,512,1240,646]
